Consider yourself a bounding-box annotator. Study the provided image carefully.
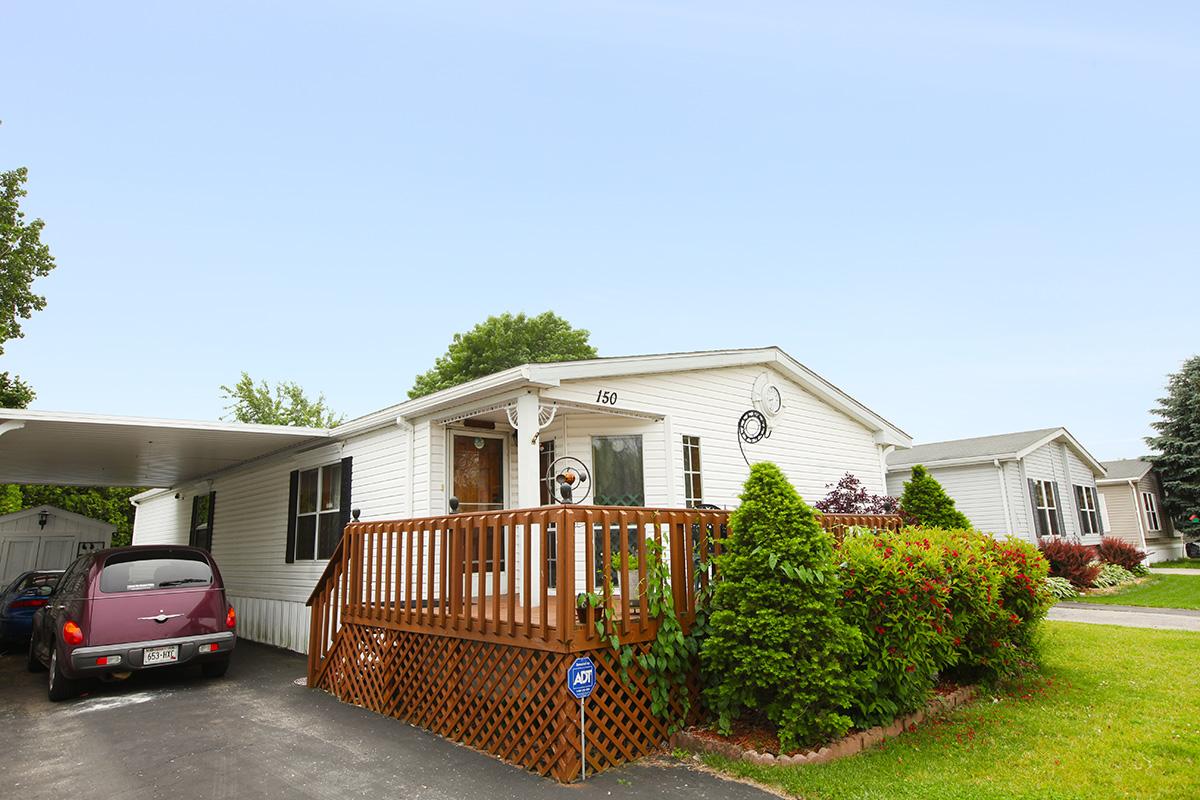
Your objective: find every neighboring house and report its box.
[0,505,114,584]
[0,347,908,654]
[886,427,1107,546]
[1096,459,1183,563]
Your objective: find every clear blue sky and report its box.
[3,2,1196,460]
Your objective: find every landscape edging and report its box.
[670,686,978,767]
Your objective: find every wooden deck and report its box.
[305,506,903,781]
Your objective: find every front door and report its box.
[452,434,504,512]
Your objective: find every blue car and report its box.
[0,571,63,641]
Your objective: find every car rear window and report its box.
[18,573,61,591]
[100,552,214,593]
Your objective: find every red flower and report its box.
[876,626,887,635]
[905,664,916,672]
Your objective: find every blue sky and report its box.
[2,2,1196,459]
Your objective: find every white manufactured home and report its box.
[0,347,910,653]
[886,427,1107,546]
[1097,459,1183,563]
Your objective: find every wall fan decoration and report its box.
[545,456,591,505]
[737,409,770,466]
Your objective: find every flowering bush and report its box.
[1096,538,1147,572]
[837,527,1051,726]
[1038,539,1100,588]
[838,532,956,725]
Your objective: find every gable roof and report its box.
[338,346,912,446]
[887,427,1106,476]
[0,347,909,490]
[1097,458,1154,484]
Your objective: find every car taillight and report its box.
[62,620,84,646]
[226,606,236,629]
[9,598,47,609]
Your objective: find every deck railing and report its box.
[306,507,902,685]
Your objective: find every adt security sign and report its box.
[567,656,596,699]
[568,656,596,780]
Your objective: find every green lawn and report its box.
[695,622,1200,800]
[1074,575,1200,610]
[1153,558,1200,570]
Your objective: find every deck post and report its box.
[516,392,543,603]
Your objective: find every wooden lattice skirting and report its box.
[312,622,681,782]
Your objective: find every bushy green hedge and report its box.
[700,463,865,751]
[838,527,1051,726]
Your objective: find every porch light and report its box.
[473,437,485,450]
[38,509,49,529]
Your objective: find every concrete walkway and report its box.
[1049,602,1200,632]
[1150,567,1200,576]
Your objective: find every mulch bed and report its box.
[672,683,977,767]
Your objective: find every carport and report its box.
[0,409,329,488]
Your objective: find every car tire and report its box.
[47,648,80,702]
[201,654,230,679]
[27,636,46,673]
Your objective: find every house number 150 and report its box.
[595,390,618,405]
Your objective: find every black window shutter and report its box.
[286,469,300,563]
[1028,479,1044,538]
[206,491,217,551]
[1051,482,1066,537]
[188,496,201,549]
[339,456,353,536]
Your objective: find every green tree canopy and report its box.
[700,462,864,750]
[1,167,57,408]
[221,372,343,427]
[0,485,138,547]
[409,311,597,399]
[899,465,973,529]
[1146,356,1200,536]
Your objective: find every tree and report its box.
[0,371,34,408]
[409,311,597,399]
[814,473,900,514]
[899,465,972,529]
[700,462,864,750]
[0,167,57,407]
[221,372,343,427]
[1146,356,1200,537]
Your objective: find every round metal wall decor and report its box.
[545,456,591,505]
[738,409,768,444]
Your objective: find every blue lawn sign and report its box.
[567,656,596,699]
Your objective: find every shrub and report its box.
[1045,576,1078,599]
[1038,539,1100,589]
[899,465,972,529]
[701,463,864,751]
[839,531,956,726]
[1092,563,1136,588]
[815,473,900,514]
[1096,538,1147,572]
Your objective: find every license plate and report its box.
[143,645,179,665]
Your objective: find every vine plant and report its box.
[576,533,716,733]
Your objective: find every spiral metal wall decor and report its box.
[737,409,771,466]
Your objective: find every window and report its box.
[290,460,348,561]
[592,435,645,506]
[1074,485,1100,535]
[539,440,555,506]
[189,492,216,551]
[1142,492,1161,532]
[100,551,213,593]
[682,436,703,508]
[1030,479,1062,537]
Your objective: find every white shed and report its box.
[0,505,114,584]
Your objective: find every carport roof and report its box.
[0,410,329,488]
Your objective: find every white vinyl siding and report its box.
[131,492,192,546]
[887,463,1008,535]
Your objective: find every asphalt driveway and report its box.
[0,641,771,800]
